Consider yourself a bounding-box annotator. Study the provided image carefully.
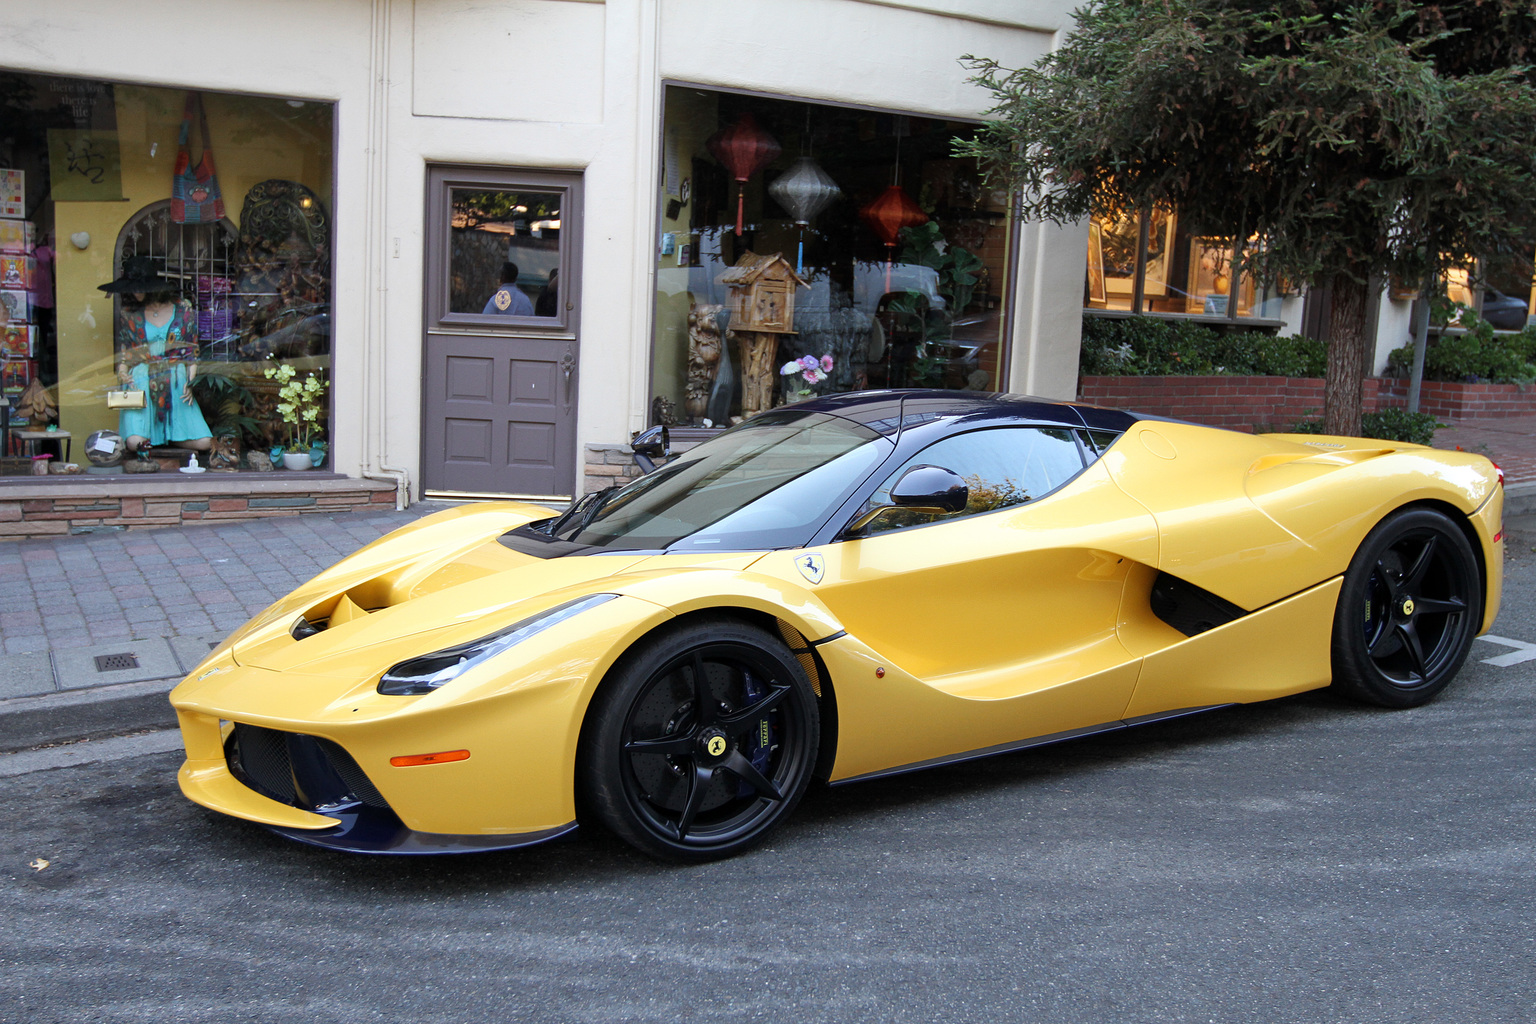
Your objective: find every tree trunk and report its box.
[1323,270,1372,437]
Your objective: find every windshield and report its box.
[546,410,890,552]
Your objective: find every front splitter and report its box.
[263,805,579,855]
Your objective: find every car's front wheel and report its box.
[580,619,820,862]
[1331,508,1482,708]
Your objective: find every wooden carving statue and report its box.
[15,378,56,429]
[685,304,725,421]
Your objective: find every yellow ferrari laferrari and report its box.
[170,392,1504,861]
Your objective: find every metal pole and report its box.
[1407,270,1433,413]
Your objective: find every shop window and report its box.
[651,85,1014,429]
[1085,204,1282,321]
[0,72,334,479]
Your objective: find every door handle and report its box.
[561,350,576,402]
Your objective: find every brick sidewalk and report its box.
[1430,414,1536,484]
[0,504,444,667]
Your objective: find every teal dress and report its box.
[117,309,212,444]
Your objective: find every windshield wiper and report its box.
[546,485,619,540]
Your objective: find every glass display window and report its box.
[0,71,334,479]
[651,85,1015,429]
[1085,203,1281,320]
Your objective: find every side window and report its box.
[1085,429,1122,460]
[860,427,1087,535]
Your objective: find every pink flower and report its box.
[820,354,834,373]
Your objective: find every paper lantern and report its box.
[707,114,781,236]
[860,185,929,291]
[769,157,841,226]
[768,156,842,273]
[859,185,928,247]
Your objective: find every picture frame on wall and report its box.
[1086,221,1107,305]
[1,324,29,358]
[1100,205,1177,298]
[0,289,28,323]
[1187,236,1255,316]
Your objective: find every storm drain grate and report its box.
[93,653,141,672]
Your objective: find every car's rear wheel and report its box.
[580,619,819,862]
[1331,508,1482,708]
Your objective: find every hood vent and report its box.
[291,591,374,640]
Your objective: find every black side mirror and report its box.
[889,464,969,513]
[843,464,969,536]
[631,424,670,474]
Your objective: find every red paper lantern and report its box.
[707,114,781,236]
[860,185,929,290]
[859,185,928,247]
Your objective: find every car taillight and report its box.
[1494,461,1506,488]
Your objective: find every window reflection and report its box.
[449,189,562,317]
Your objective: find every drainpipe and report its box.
[359,0,407,510]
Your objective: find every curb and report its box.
[1504,481,1536,516]
[0,677,178,754]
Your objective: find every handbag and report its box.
[170,93,226,224]
[107,388,147,410]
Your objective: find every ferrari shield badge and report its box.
[796,552,826,585]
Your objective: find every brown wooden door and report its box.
[422,167,581,499]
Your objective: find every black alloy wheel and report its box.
[580,619,820,862]
[1331,508,1482,708]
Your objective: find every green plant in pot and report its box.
[191,369,262,470]
[263,364,328,470]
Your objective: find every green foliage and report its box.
[899,222,984,315]
[190,370,262,445]
[958,1,1536,291]
[1081,316,1325,377]
[1384,308,1536,383]
[1289,409,1439,444]
[960,0,1536,435]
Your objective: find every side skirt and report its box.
[828,704,1232,787]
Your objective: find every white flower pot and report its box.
[281,452,313,471]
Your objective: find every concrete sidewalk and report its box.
[2,417,1535,754]
[0,503,447,751]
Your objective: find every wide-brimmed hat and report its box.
[98,255,176,294]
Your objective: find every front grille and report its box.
[228,724,389,811]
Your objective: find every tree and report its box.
[960,0,1536,436]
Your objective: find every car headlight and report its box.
[376,594,619,696]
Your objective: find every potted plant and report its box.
[191,369,262,471]
[779,354,834,404]
[263,364,328,470]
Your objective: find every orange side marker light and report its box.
[390,749,471,767]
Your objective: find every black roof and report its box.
[782,390,1141,437]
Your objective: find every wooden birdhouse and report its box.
[719,252,809,334]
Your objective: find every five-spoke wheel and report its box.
[1332,508,1482,708]
[580,619,819,861]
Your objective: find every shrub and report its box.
[1289,408,1439,445]
[1081,315,1325,377]
[1383,308,1536,384]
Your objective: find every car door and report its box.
[804,426,1161,778]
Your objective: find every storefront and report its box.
[1,72,335,480]
[649,85,1014,430]
[0,1,1084,537]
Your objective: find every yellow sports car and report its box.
[170,392,1503,861]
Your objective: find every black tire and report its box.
[1331,508,1482,708]
[580,618,820,862]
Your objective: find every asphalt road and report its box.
[5,555,1536,1023]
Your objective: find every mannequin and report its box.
[99,256,212,453]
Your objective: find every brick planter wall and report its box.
[1372,378,1536,419]
[0,476,397,540]
[1079,374,1536,430]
